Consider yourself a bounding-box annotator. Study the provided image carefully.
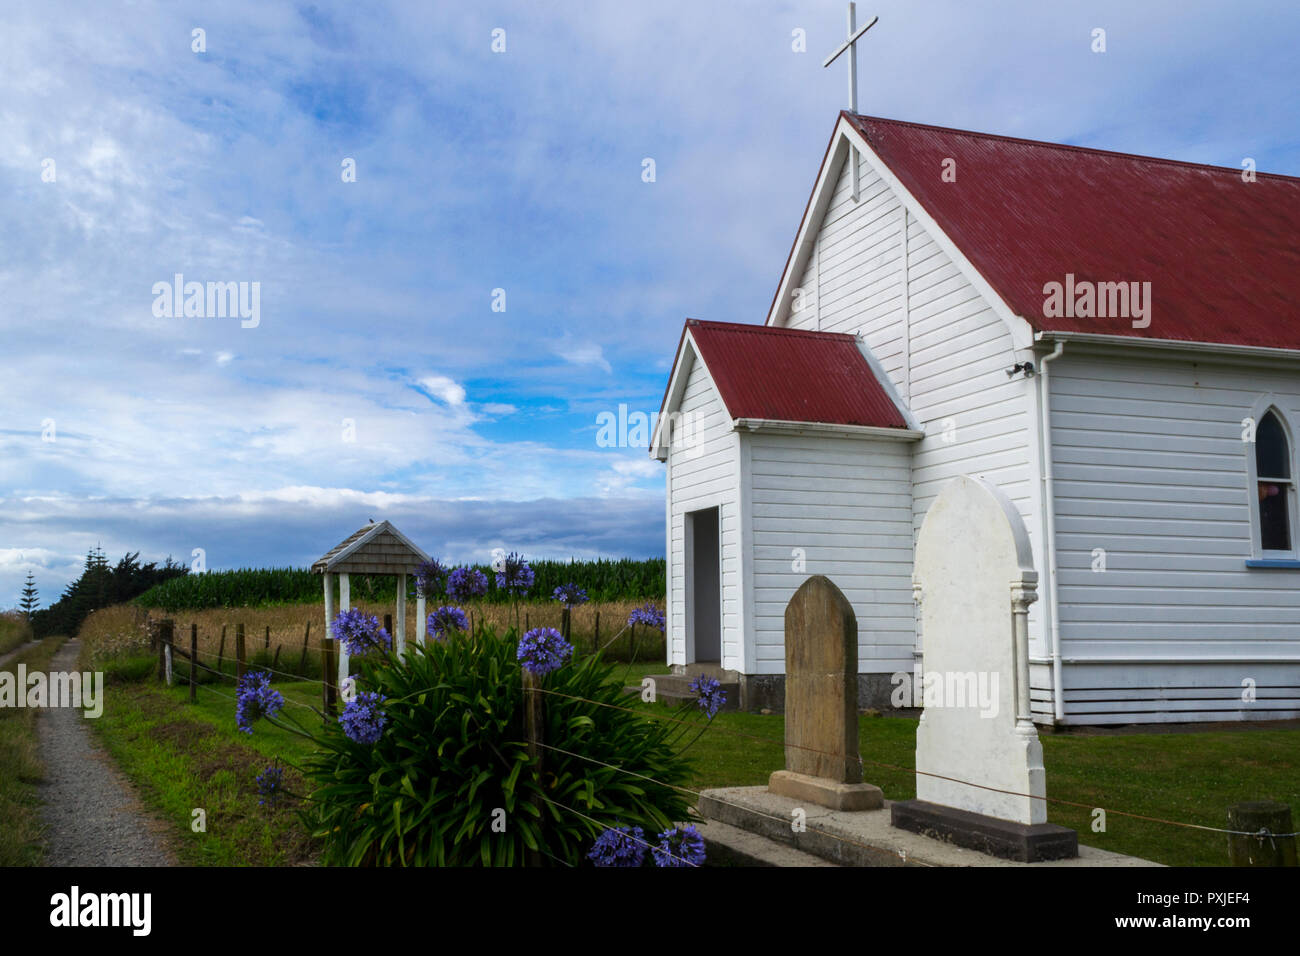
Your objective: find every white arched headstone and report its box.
[912,475,1044,825]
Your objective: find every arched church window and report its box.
[1256,410,1293,553]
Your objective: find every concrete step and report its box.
[681,662,739,681]
[695,819,838,867]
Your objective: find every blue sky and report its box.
[3,0,1299,606]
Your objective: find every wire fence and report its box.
[149,623,1299,859]
[532,685,1300,842]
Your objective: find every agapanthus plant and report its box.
[495,551,535,596]
[331,607,392,656]
[256,762,285,807]
[627,603,666,632]
[689,675,727,719]
[587,825,648,867]
[235,670,284,734]
[427,605,470,640]
[552,583,589,608]
[517,626,573,676]
[447,567,488,604]
[339,690,388,745]
[652,824,707,867]
[413,559,448,598]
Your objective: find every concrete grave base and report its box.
[768,770,884,811]
[890,799,1078,863]
[697,786,1155,867]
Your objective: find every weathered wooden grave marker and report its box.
[768,574,883,811]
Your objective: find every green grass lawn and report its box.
[657,703,1299,866]
[0,635,65,865]
[90,652,1299,867]
[89,658,325,865]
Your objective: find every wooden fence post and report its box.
[1228,801,1297,866]
[236,623,246,681]
[384,614,393,641]
[155,620,165,682]
[189,623,198,702]
[264,625,270,651]
[298,622,311,676]
[272,645,282,670]
[217,625,226,673]
[159,619,174,685]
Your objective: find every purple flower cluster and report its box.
[587,823,707,867]
[427,605,470,640]
[413,559,448,598]
[552,583,589,608]
[587,825,647,867]
[331,607,392,656]
[235,671,284,734]
[447,567,489,603]
[651,824,707,867]
[496,551,535,596]
[689,675,727,719]
[256,763,284,807]
[517,627,573,676]
[339,690,388,745]
[627,603,666,632]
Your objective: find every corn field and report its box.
[134,558,665,611]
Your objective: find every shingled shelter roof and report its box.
[311,520,429,576]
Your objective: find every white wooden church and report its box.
[651,110,1300,726]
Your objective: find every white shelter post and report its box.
[395,573,407,656]
[338,572,351,688]
[323,571,335,671]
[416,591,427,647]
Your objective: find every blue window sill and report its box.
[1246,558,1300,568]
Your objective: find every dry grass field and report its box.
[0,611,33,657]
[77,597,666,670]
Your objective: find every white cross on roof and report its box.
[822,4,878,202]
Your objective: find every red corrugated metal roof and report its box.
[844,113,1300,350]
[678,319,907,429]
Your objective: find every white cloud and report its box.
[552,336,612,374]
[419,375,466,406]
[481,403,517,416]
[595,455,663,497]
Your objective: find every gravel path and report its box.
[37,640,177,866]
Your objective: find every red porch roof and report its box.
[668,319,908,429]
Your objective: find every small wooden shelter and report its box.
[312,520,430,686]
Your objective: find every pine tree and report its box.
[19,571,39,621]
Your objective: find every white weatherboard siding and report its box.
[783,149,1042,659]
[666,351,744,671]
[745,431,914,675]
[1049,349,1300,723]
[793,155,906,383]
